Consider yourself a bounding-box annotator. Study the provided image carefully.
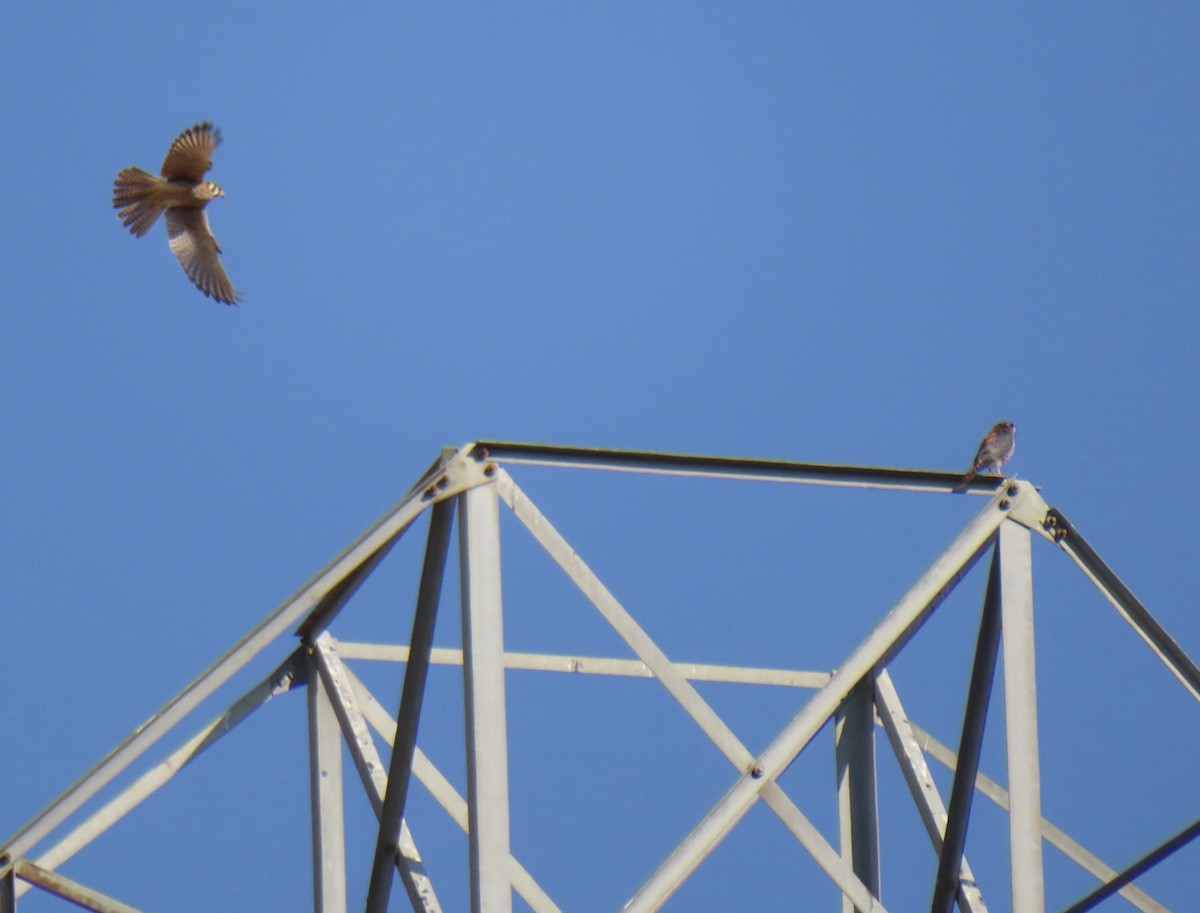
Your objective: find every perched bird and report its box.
[113,122,238,305]
[954,421,1016,492]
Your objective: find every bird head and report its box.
[198,181,225,201]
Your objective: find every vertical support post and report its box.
[0,864,14,913]
[999,520,1045,913]
[835,675,880,913]
[307,652,347,913]
[366,499,454,913]
[458,483,513,913]
[931,545,1003,913]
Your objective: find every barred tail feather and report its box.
[112,167,166,237]
[951,468,977,494]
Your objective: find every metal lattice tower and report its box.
[3,442,1198,913]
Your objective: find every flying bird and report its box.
[113,122,238,305]
[954,421,1016,492]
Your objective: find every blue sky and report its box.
[2,4,1198,911]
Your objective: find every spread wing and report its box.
[165,208,238,304]
[161,122,221,182]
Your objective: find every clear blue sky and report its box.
[2,4,1198,911]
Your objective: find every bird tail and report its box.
[951,468,977,493]
[113,167,167,237]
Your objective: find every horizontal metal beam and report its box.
[466,441,1005,494]
[335,642,831,688]
[1046,508,1200,703]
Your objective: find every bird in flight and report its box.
[113,122,238,305]
[954,421,1016,492]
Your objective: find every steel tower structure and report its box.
[3,441,1198,913]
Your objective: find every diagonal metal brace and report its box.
[498,470,889,912]
[618,482,1032,913]
[311,635,442,913]
[13,859,149,913]
[1043,507,1200,703]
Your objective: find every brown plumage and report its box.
[953,421,1017,492]
[113,122,239,305]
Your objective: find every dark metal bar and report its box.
[470,441,1004,494]
[0,866,13,913]
[296,538,399,641]
[1058,816,1200,913]
[1046,508,1200,701]
[365,500,454,913]
[299,447,466,641]
[907,723,1168,913]
[931,546,1003,913]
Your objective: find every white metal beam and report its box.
[313,636,442,913]
[909,723,1168,913]
[1059,818,1200,913]
[307,650,346,913]
[458,482,514,913]
[873,672,988,913]
[339,663,565,913]
[0,446,473,867]
[498,471,889,912]
[618,486,1021,913]
[836,676,881,913]
[11,652,301,900]
[335,642,831,689]
[998,520,1045,913]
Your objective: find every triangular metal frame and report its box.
[3,442,1198,913]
